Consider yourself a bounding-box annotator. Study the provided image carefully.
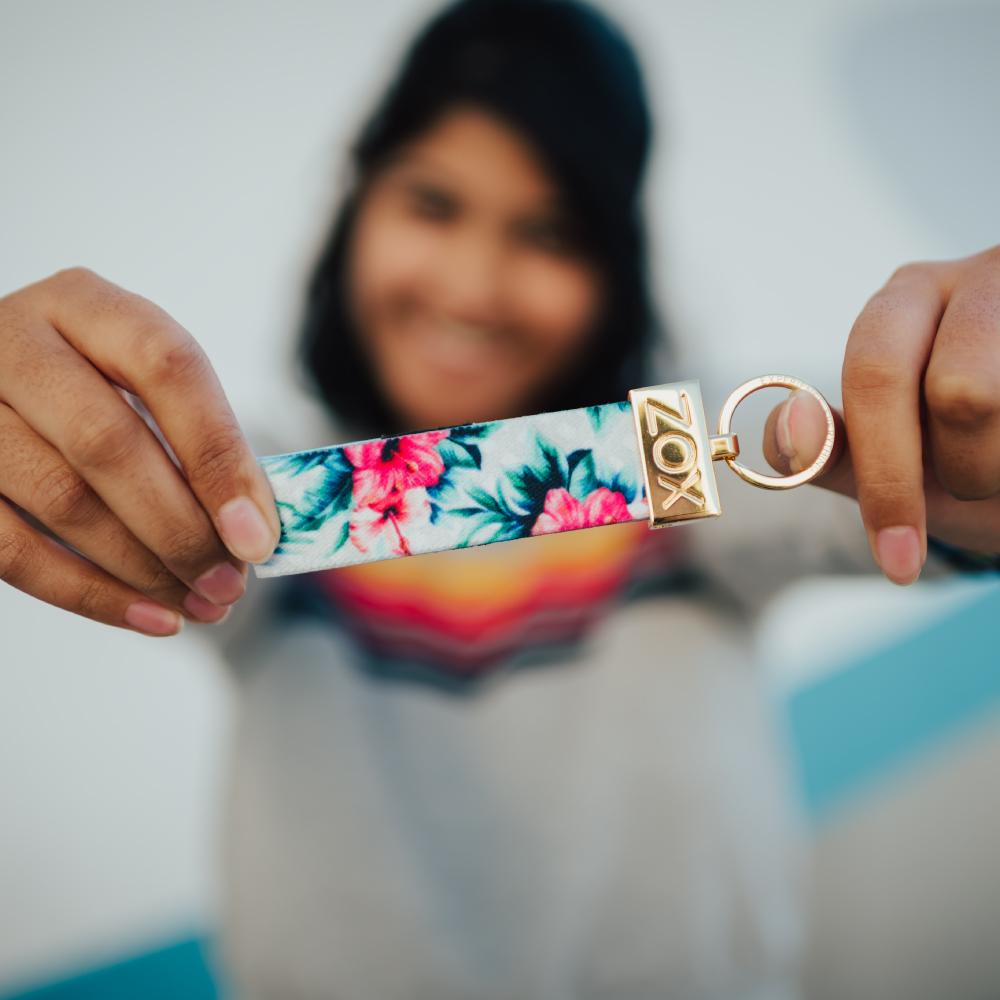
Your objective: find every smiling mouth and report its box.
[405,314,515,378]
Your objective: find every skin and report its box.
[0,108,997,637]
[765,250,1000,582]
[348,107,603,429]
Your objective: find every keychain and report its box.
[629,375,836,527]
[254,375,837,578]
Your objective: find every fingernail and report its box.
[183,591,232,624]
[194,561,246,605]
[776,392,801,471]
[217,496,277,563]
[875,525,923,585]
[125,600,183,636]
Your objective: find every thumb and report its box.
[762,388,855,498]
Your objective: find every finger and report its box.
[0,308,247,606]
[924,247,1000,500]
[0,497,184,636]
[42,268,281,563]
[922,485,1000,555]
[764,389,1000,555]
[762,389,853,496]
[842,264,949,585]
[0,401,230,624]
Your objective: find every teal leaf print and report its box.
[292,467,352,532]
[455,440,482,468]
[261,448,354,553]
[505,439,565,514]
[447,436,572,545]
[602,471,638,504]
[426,422,492,514]
[331,518,351,552]
[449,422,497,440]
[566,448,598,498]
[453,486,535,544]
[585,400,629,431]
[585,405,605,431]
[437,437,480,471]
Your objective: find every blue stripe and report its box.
[787,581,1000,820]
[0,938,218,1000]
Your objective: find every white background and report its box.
[1,0,999,994]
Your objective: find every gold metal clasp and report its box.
[629,375,837,529]
[628,380,728,528]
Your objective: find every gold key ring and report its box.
[715,374,837,490]
[629,374,837,529]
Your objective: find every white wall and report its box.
[1,0,998,992]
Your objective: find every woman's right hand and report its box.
[0,268,282,636]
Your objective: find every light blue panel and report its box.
[787,582,1000,821]
[0,938,219,1000]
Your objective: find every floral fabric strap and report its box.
[253,375,839,578]
[254,400,648,578]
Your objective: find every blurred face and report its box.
[348,106,603,429]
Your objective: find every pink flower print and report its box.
[344,430,448,511]
[349,488,432,557]
[530,487,632,536]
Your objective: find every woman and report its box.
[0,1,997,997]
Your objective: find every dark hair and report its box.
[298,0,658,434]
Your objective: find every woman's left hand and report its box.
[765,245,1000,584]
